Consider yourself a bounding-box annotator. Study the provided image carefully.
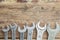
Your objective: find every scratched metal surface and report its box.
[0,0,60,39]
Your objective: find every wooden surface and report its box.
[0,1,60,40]
[0,39,60,40]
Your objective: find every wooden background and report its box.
[0,0,60,40]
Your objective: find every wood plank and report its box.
[0,39,60,40]
[0,3,60,39]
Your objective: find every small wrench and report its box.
[36,21,46,40]
[47,22,60,40]
[10,23,17,40]
[18,25,26,40]
[26,22,35,40]
[2,25,10,40]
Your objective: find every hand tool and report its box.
[36,21,46,40]
[18,25,26,40]
[26,22,35,40]
[47,22,60,40]
[2,25,10,40]
[10,23,17,40]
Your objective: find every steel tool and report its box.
[26,22,35,40]
[18,25,26,40]
[10,23,17,40]
[2,25,10,40]
[47,22,60,40]
[36,21,46,40]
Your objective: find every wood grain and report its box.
[0,3,60,39]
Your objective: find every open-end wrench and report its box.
[18,25,26,40]
[2,25,10,40]
[47,22,60,40]
[36,21,46,40]
[10,23,17,40]
[26,22,35,40]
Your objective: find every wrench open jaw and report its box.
[36,21,46,40]
[47,22,60,40]
[36,21,46,32]
[26,22,35,40]
[2,25,10,32]
[26,22,35,30]
[18,25,26,33]
[10,23,17,30]
[18,25,26,40]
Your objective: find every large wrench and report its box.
[26,22,35,40]
[10,23,17,40]
[36,21,46,40]
[2,25,10,40]
[47,23,60,40]
[18,25,26,40]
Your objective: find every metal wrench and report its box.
[10,23,17,40]
[47,22,60,40]
[26,22,35,40]
[2,25,10,40]
[18,25,26,40]
[36,21,46,40]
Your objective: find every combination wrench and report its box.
[2,25,10,40]
[47,22,60,40]
[36,21,46,40]
[18,25,26,40]
[10,23,17,40]
[26,22,35,40]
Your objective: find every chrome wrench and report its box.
[2,25,10,40]
[47,22,60,40]
[18,25,26,40]
[26,22,35,40]
[36,21,46,40]
[10,23,17,40]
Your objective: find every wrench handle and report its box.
[4,32,8,40]
[27,30,33,40]
[20,33,24,40]
[12,30,16,40]
[37,31,43,40]
[48,35,55,40]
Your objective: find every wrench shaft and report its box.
[12,30,16,40]
[48,35,55,40]
[37,31,43,40]
[4,32,8,40]
[20,33,24,40]
[27,30,33,40]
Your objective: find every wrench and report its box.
[18,25,26,40]
[10,23,17,40]
[47,22,60,40]
[26,22,35,40]
[2,25,10,40]
[36,21,46,40]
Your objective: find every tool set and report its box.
[1,22,60,40]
